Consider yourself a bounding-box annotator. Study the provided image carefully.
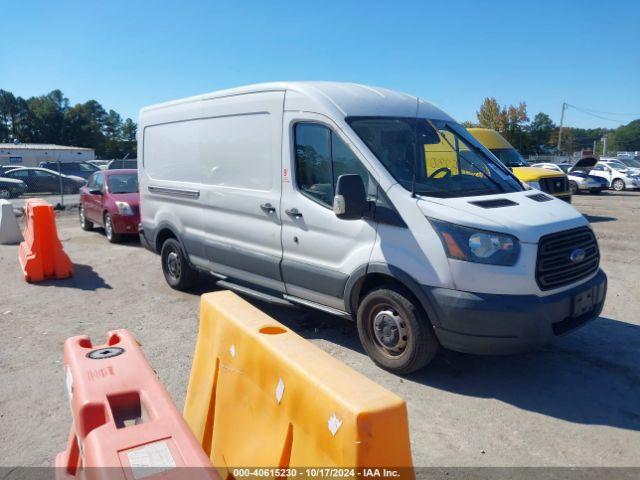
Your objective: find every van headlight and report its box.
[429,219,520,266]
[115,201,134,216]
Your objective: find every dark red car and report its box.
[79,169,140,243]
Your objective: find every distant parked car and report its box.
[108,159,137,170]
[0,177,28,198]
[1,165,20,175]
[589,160,640,191]
[2,167,85,194]
[615,157,640,171]
[86,160,112,170]
[38,161,100,180]
[531,162,606,194]
[79,169,140,243]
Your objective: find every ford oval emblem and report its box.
[569,248,586,263]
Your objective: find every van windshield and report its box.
[346,117,523,198]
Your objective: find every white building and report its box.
[0,143,95,167]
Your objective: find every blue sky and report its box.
[2,0,639,128]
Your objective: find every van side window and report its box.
[294,123,372,207]
[331,134,372,196]
[295,124,333,206]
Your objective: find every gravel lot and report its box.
[1,191,639,467]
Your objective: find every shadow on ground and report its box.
[181,277,640,432]
[584,214,617,223]
[231,298,640,432]
[597,191,640,197]
[90,229,142,247]
[33,263,112,290]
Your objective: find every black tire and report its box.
[569,181,579,195]
[612,178,625,191]
[160,238,197,290]
[356,284,439,374]
[0,187,11,199]
[79,204,93,231]
[104,213,121,243]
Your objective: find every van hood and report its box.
[416,190,588,243]
[569,156,598,173]
[511,166,564,182]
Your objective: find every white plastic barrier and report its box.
[0,200,22,245]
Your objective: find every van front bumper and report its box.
[427,269,607,355]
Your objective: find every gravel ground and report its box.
[0,191,639,467]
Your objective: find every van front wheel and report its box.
[357,285,439,374]
[161,238,197,290]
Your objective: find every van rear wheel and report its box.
[161,238,196,290]
[357,284,439,374]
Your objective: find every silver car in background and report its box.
[532,162,605,194]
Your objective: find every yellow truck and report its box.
[466,128,572,202]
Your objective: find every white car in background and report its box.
[612,157,640,172]
[531,162,605,194]
[590,160,640,191]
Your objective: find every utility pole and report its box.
[602,135,608,157]
[593,140,597,156]
[557,102,567,154]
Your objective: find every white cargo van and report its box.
[138,82,607,373]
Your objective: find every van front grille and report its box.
[536,227,599,290]
[539,177,569,195]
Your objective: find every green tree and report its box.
[62,100,107,149]
[26,90,69,143]
[528,112,555,152]
[0,90,35,142]
[121,118,137,143]
[476,97,506,132]
[611,119,640,151]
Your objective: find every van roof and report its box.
[140,81,454,122]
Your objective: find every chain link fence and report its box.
[0,160,89,212]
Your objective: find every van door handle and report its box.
[285,208,303,218]
[260,203,276,213]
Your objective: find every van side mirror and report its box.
[89,188,102,195]
[333,174,366,220]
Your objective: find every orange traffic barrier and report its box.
[18,198,73,282]
[184,291,414,479]
[55,329,217,480]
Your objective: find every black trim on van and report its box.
[343,263,440,326]
[281,259,349,298]
[203,239,282,281]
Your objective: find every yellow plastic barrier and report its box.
[184,291,413,478]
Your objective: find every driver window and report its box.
[331,134,373,197]
[294,123,372,207]
[295,123,333,206]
